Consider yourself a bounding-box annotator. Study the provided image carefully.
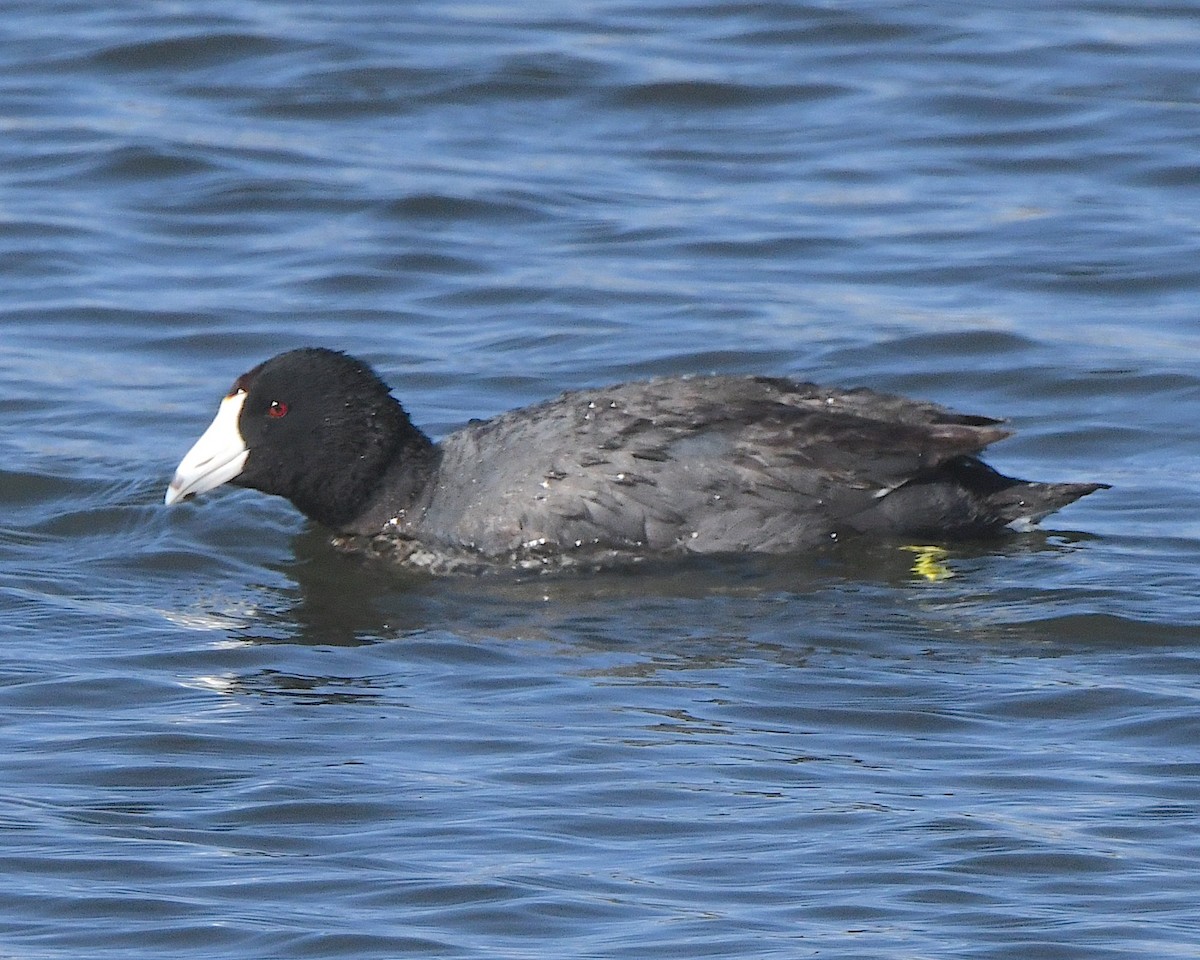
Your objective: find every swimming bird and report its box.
[165,348,1105,567]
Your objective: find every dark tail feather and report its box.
[850,456,1107,538]
[940,455,1109,528]
[986,479,1110,527]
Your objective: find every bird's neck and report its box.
[332,426,441,535]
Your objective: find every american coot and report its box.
[165,348,1106,567]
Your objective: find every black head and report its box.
[167,348,430,529]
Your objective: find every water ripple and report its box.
[1,1,1198,958]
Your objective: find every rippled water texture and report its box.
[1,2,1198,958]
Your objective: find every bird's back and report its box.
[409,375,1017,559]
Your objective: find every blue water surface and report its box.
[1,2,1198,957]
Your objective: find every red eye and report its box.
[267,400,289,419]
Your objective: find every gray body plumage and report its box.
[348,375,1099,561]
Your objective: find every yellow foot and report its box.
[902,544,954,582]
